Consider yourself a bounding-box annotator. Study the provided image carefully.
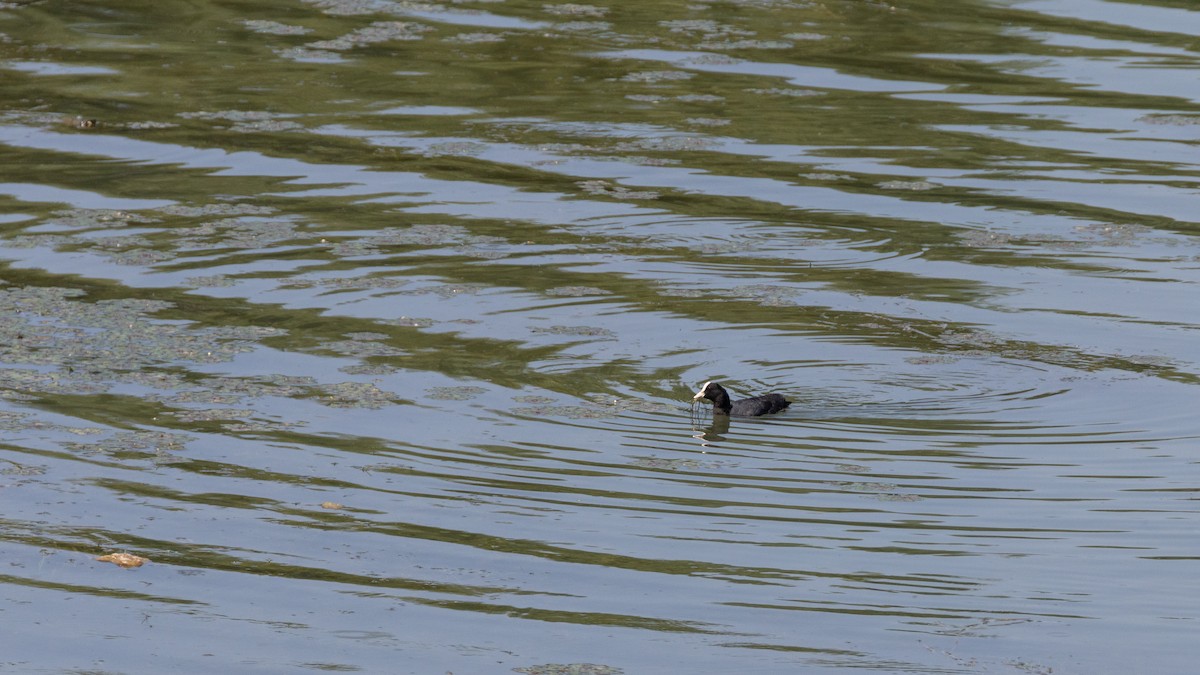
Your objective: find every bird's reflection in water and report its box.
[689,404,730,444]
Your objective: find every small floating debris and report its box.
[320,501,344,510]
[96,552,148,569]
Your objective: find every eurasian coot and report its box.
[692,381,790,417]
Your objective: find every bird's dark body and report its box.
[692,381,790,417]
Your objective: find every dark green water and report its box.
[2,0,1199,672]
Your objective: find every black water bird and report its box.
[692,381,790,417]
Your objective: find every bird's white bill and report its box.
[692,381,711,400]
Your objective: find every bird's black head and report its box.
[692,381,732,413]
[692,380,724,402]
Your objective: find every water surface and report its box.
[2,0,1199,673]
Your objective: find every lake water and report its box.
[2,0,1199,673]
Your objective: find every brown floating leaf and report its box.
[96,552,148,568]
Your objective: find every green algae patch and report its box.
[514,664,622,675]
[731,284,802,306]
[64,430,192,463]
[242,19,313,36]
[543,4,608,18]
[629,456,726,471]
[544,286,612,297]
[0,286,279,374]
[317,338,408,358]
[425,386,488,400]
[511,405,617,419]
[530,325,616,339]
[315,381,401,409]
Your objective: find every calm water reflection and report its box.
[2,0,1199,672]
